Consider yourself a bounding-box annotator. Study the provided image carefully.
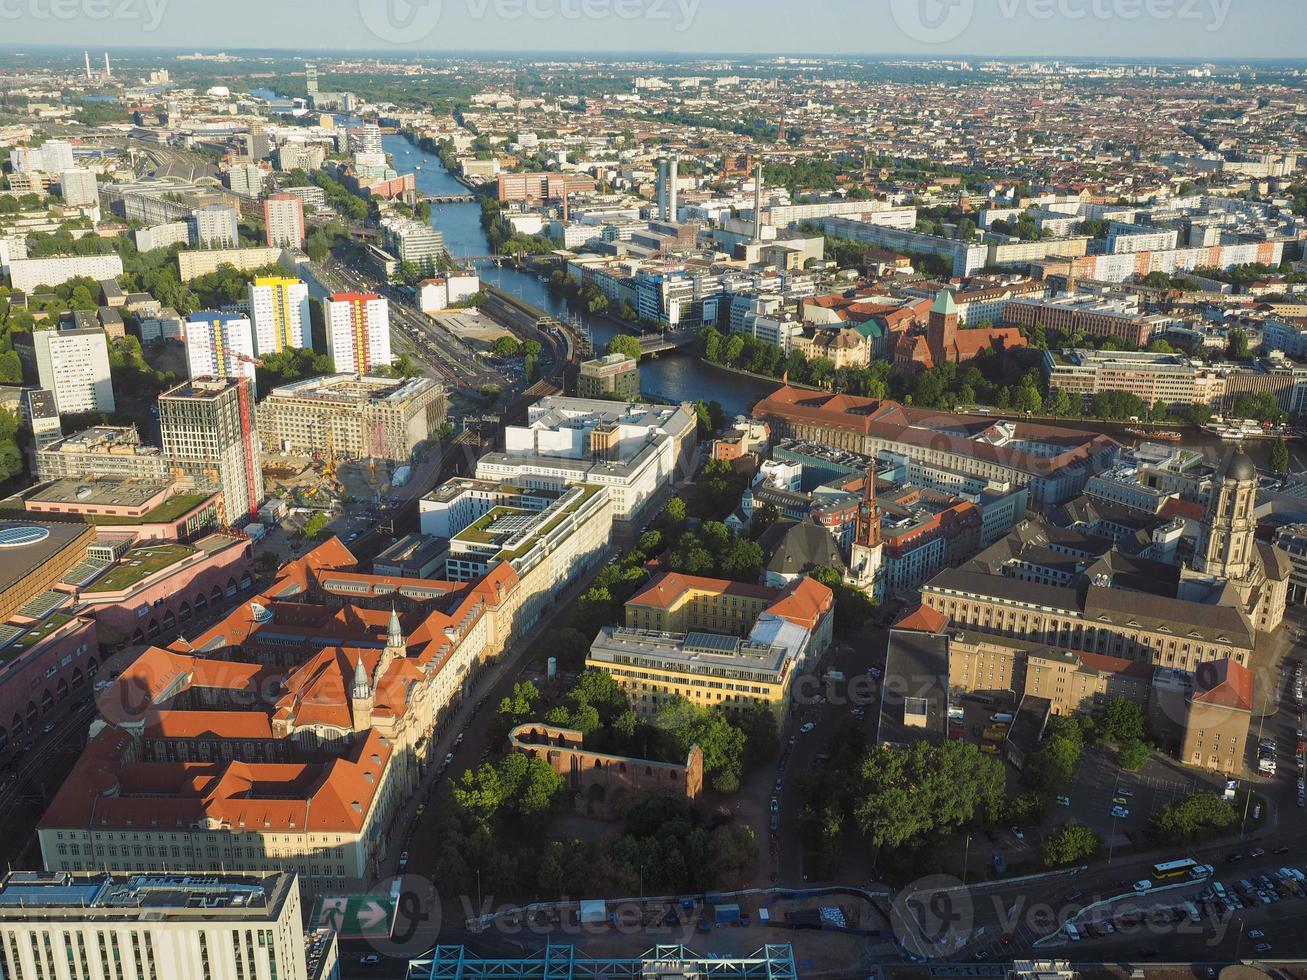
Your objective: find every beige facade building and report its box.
[257,374,447,462]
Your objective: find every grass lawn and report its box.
[85,492,213,526]
[88,544,196,592]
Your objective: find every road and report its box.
[318,253,506,395]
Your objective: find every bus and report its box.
[1153,858,1200,880]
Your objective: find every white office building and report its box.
[0,871,310,980]
[475,396,698,528]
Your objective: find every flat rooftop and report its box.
[28,479,171,510]
[0,871,286,919]
[86,543,196,592]
[590,626,789,681]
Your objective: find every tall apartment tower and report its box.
[753,161,764,242]
[190,204,240,249]
[263,192,305,248]
[667,154,679,221]
[305,62,319,96]
[325,292,391,374]
[18,326,115,416]
[247,276,309,357]
[184,311,256,384]
[160,377,264,524]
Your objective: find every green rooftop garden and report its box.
[1,613,73,660]
[84,492,215,527]
[87,544,196,592]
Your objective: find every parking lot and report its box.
[1068,749,1222,842]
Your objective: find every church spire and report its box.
[386,605,404,652]
[351,655,370,699]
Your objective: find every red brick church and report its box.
[894,291,1027,374]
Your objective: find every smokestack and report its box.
[668,153,679,223]
[753,161,763,243]
[84,51,91,80]
[103,52,110,79]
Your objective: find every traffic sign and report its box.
[309,895,397,940]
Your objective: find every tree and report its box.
[606,334,643,362]
[1149,792,1237,844]
[811,566,877,635]
[1270,437,1290,475]
[1101,695,1144,744]
[652,697,747,793]
[1119,738,1149,771]
[853,741,1004,849]
[1226,327,1249,360]
[1024,715,1084,793]
[1041,822,1099,867]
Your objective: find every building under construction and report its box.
[256,374,447,463]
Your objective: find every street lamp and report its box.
[962,833,971,885]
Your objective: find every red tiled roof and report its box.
[766,576,834,630]
[1192,659,1254,712]
[627,572,779,610]
[893,603,949,634]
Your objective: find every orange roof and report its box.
[893,603,949,634]
[1192,659,1254,712]
[766,576,834,629]
[628,572,778,611]
[145,710,274,741]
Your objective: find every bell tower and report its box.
[850,460,884,601]
[350,655,373,732]
[1194,446,1258,582]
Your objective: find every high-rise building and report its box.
[325,292,391,374]
[379,215,444,276]
[57,168,98,206]
[305,62,319,95]
[189,204,240,249]
[225,162,265,197]
[262,192,305,248]
[352,123,382,156]
[0,871,312,980]
[577,353,639,401]
[38,139,75,173]
[160,377,264,523]
[247,276,309,356]
[184,311,256,383]
[16,326,115,416]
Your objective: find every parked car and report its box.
[1133,880,1153,893]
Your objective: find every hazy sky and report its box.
[2,0,1304,60]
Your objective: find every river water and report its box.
[385,135,778,418]
[384,135,1291,469]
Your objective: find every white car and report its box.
[799,722,816,734]
[1133,880,1153,893]
[1056,795,1071,807]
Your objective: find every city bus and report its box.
[1152,858,1200,880]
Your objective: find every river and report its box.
[384,135,1295,469]
[384,134,779,419]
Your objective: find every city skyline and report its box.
[0,0,1305,59]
